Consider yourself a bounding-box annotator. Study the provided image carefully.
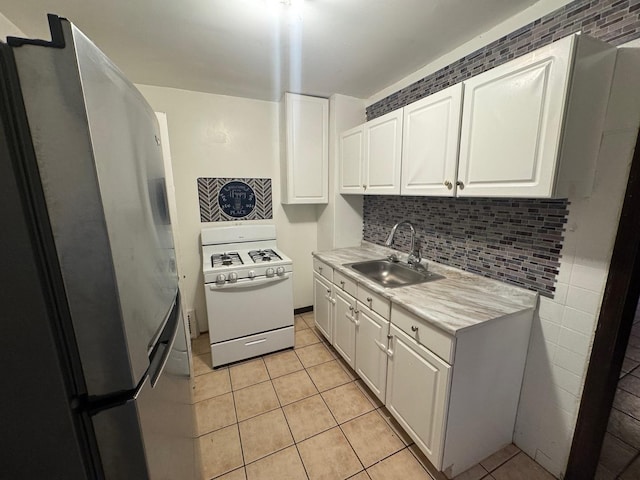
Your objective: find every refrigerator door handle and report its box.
[147,291,181,388]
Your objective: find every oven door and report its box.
[205,273,294,343]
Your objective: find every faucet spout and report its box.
[385,220,422,267]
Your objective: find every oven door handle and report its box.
[208,273,291,290]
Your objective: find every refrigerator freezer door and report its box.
[92,295,195,480]
[11,20,177,395]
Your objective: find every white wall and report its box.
[514,41,640,477]
[316,94,366,251]
[137,85,317,331]
[0,12,24,38]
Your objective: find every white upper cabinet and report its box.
[281,93,329,204]
[364,109,403,194]
[338,33,615,199]
[401,83,463,197]
[339,125,365,194]
[339,109,402,195]
[458,34,616,198]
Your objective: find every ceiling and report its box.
[0,0,541,101]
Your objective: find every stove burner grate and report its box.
[248,249,282,263]
[211,252,243,268]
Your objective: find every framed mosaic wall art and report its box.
[197,177,272,222]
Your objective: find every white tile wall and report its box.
[514,40,640,478]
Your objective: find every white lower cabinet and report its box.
[354,303,389,403]
[311,257,533,479]
[386,324,451,469]
[312,273,333,342]
[333,289,357,369]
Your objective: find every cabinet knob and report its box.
[326,288,331,294]
[411,325,419,332]
[340,281,345,287]
[349,305,354,311]
[354,309,359,314]
[318,266,323,272]
[456,180,465,190]
[362,184,367,190]
[366,297,372,302]
[444,180,453,190]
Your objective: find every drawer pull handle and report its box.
[374,339,394,357]
[245,338,266,346]
[411,326,419,332]
[346,313,359,326]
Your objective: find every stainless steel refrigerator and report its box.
[0,15,196,479]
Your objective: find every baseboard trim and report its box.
[294,306,313,315]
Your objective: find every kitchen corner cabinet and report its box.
[339,109,402,194]
[281,93,329,204]
[401,83,463,196]
[339,125,365,193]
[458,34,616,198]
[312,272,333,341]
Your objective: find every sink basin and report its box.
[345,259,444,288]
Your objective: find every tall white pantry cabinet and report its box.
[281,92,329,204]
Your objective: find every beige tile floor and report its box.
[190,312,556,480]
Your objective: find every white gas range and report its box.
[201,225,294,367]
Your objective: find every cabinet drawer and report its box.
[313,258,333,282]
[357,284,390,319]
[333,270,357,297]
[391,305,454,364]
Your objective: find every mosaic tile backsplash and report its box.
[367,0,640,121]
[363,197,569,297]
[197,177,272,222]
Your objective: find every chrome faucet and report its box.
[385,220,422,268]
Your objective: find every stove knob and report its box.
[266,267,275,277]
[276,267,285,276]
[248,270,256,279]
[216,274,226,284]
[228,272,238,282]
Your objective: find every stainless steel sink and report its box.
[345,259,444,288]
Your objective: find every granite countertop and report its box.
[312,242,538,336]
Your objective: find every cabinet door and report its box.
[401,84,463,196]
[283,93,329,204]
[313,274,333,342]
[334,290,357,369]
[339,125,365,194]
[386,325,451,469]
[457,36,573,197]
[364,110,403,195]
[355,304,389,402]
